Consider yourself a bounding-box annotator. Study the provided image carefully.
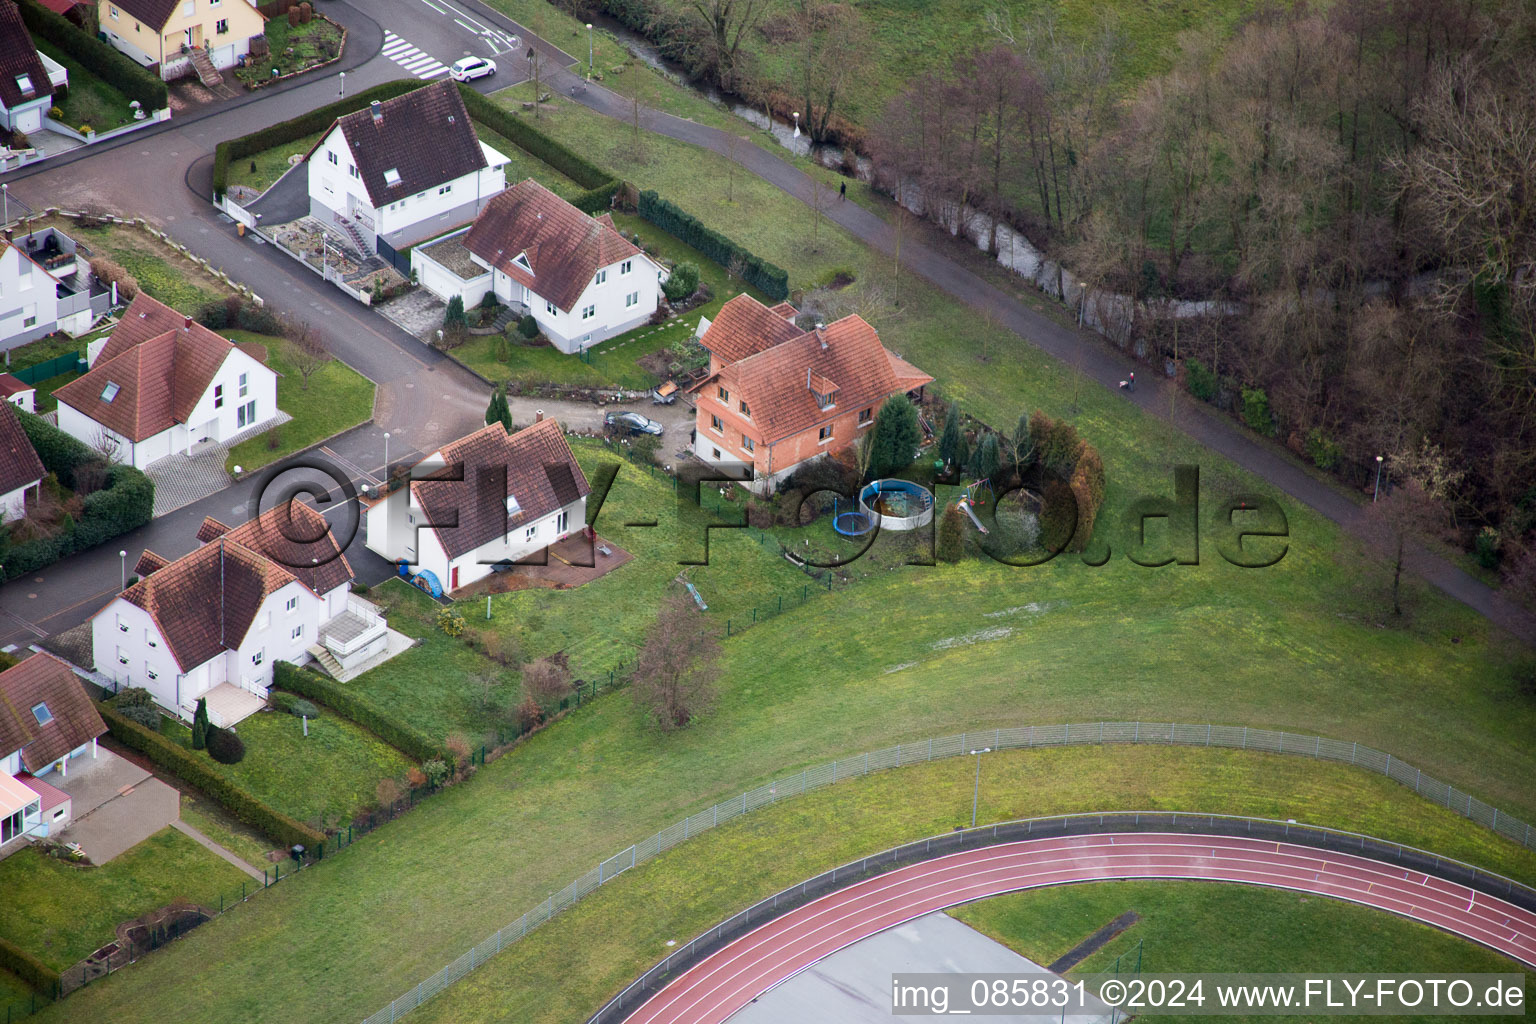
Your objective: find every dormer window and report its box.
[807,371,839,411]
[101,381,121,403]
[384,168,402,187]
[514,252,533,273]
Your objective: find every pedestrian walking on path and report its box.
[839,181,847,200]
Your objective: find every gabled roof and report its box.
[0,400,44,499]
[715,305,933,444]
[0,2,53,111]
[411,418,590,560]
[322,81,487,209]
[698,293,804,364]
[134,550,169,577]
[0,653,106,774]
[463,179,641,314]
[110,503,352,672]
[0,373,34,400]
[106,0,182,29]
[53,294,247,442]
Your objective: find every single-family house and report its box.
[1,226,107,348]
[0,373,35,412]
[0,398,44,523]
[415,178,662,353]
[92,501,389,721]
[0,652,107,845]
[35,0,93,31]
[364,417,590,594]
[691,295,933,494]
[98,0,264,81]
[52,292,277,468]
[304,81,508,256]
[0,1,65,136]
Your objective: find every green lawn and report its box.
[220,330,375,474]
[1,333,84,372]
[349,438,812,742]
[37,42,137,134]
[29,370,79,414]
[0,967,39,1009]
[951,881,1528,1021]
[449,210,764,389]
[158,710,412,831]
[225,128,325,194]
[59,220,226,314]
[0,828,248,972]
[472,122,584,201]
[178,793,278,870]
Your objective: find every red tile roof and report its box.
[33,0,84,14]
[0,373,33,399]
[0,653,106,774]
[712,300,933,445]
[463,179,640,314]
[0,400,44,499]
[53,294,246,442]
[411,418,590,560]
[698,293,803,364]
[133,550,169,577]
[114,503,352,672]
[0,2,54,111]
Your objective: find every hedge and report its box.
[98,704,324,849]
[212,80,423,199]
[3,413,154,582]
[638,190,789,300]
[0,935,60,997]
[274,662,448,764]
[15,0,167,112]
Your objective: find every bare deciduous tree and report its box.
[632,592,720,730]
[686,0,773,92]
[522,655,573,712]
[286,318,329,391]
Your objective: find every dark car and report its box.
[605,411,665,436]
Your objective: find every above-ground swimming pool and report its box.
[858,478,935,531]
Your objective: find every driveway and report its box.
[246,161,310,224]
[55,750,180,864]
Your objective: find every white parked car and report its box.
[449,57,497,82]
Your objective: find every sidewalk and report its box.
[171,820,265,882]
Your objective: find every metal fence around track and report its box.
[590,810,1536,1024]
[358,722,1536,1024]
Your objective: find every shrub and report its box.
[191,697,209,750]
[1474,526,1500,569]
[116,686,155,708]
[98,703,322,847]
[1039,478,1078,552]
[1069,443,1106,553]
[437,608,466,637]
[445,731,472,764]
[936,504,965,563]
[1035,414,1081,479]
[514,695,543,733]
[1186,358,1217,401]
[289,698,320,719]
[868,394,921,480]
[444,295,468,330]
[375,777,403,809]
[517,314,540,340]
[0,652,17,672]
[638,190,789,300]
[274,662,450,763]
[1241,387,1276,436]
[420,759,451,788]
[90,257,139,300]
[662,261,700,302]
[117,702,161,731]
[1305,427,1342,470]
[196,296,284,335]
[206,726,246,765]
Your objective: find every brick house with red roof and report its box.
[363,416,590,594]
[691,295,932,494]
[53,292,278,469]
[90,501,389,721]
[414,178,663,353]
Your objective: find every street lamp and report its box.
[969,747,991,828]
[383,431,390,479]
[586,23,593,80]
[339,71,345,97]
[791,110,800,139]
[3,183,9,227]
[119,550,127,591]
[1373,455,1384,502]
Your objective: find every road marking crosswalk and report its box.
[382,31,449,79]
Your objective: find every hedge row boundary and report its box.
[0,935,60,998]
[274,662,446,764]
[454,88,622,214]
[637,190,789,300]
[4,412,155,583]
[98,704,324,849]
[16,0,167,111]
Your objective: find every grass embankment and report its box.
[220,330,375,474]
[0,828,248,973]
[39,217,230,313]
[952,882,1527,1023]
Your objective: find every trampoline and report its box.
[833,510,874,536]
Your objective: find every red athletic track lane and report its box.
[625,833,1536,1024]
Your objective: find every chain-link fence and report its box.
[589,809,1536,1024]
[358,721,1536,1024]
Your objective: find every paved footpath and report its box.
[171,820,266,882]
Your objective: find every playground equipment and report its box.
[683,581,708,611]
[396,560,444,598]
[831,495,875,537]
[956,498,990,534]
[858,479,935,532]
[964,479,993,506]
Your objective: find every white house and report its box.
[52,292,277,469]
[304,81,508,256]
[0,373,37,413]
[0,227,106,349]
[0,1,65,136]
[364,416,590,594]
[0,653,107,846]
[415,179,663,354]
[0,398,43,524]
[92,502,390,723]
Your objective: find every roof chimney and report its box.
[183,315,192,330]
[370,100,383,123]
[815,323,827,350]
[535,409,544,422]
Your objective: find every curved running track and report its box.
[626,833,1536,1024]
